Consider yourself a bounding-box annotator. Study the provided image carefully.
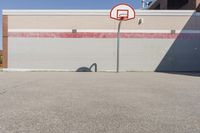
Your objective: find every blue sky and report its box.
[0,0,142,49]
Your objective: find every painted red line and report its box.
[8,32,200,39]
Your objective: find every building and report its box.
[0,50,2,67]
[1,10,200,72]
[149,0,200,11]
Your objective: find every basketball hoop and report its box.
[110,4,136,72]
[110,4,135,21]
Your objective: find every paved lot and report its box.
[0,72,200,133]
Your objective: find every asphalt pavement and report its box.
[0,72,200,133]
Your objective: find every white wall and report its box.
[8,38,116,71]
[8,37,200,72]
[5,10,200,71]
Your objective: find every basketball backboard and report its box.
[110,4,135,21]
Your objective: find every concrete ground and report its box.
[0,72,200,133]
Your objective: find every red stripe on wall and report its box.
[8,32,200,39]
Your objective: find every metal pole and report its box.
[117,20,122,73]
[142,0,145,8]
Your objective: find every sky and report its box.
[0,0,143,49]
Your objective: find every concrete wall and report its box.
[8,38,200,72]
[8,38,173,71]
[8,38,116,71]
[7,14,198,30]
[3,10,200,71]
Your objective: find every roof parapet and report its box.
[2,10,200,16]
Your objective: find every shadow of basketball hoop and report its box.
[76,63,97,72]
